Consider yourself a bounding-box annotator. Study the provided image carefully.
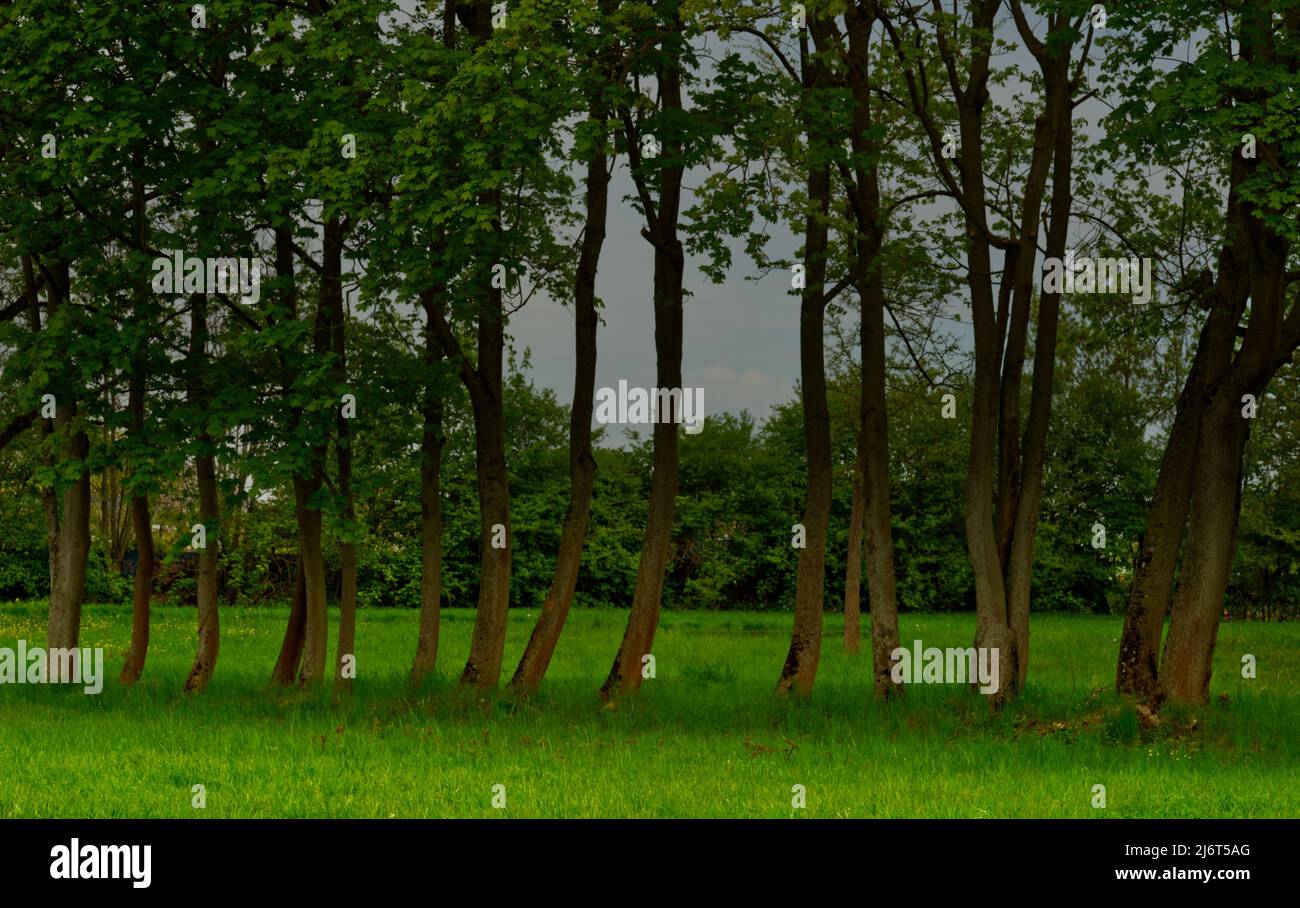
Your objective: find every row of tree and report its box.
[15,328,1288,620]
[0,0,1296,706]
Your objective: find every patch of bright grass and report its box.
[0,604,1295,818]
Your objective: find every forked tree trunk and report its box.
[1155,1,1300,700]
[1158,393,1249,703]
[1161,201,1294,703]
[1114,310,1237,698]
[1116,162,1251,700]
[904,3,1016,703]
[1004,73,1070,690]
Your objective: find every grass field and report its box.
[0,603,1296,818]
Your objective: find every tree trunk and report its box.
[295,473,329,686]
[185,295,221,693]
[22,255,60,640]
[600,239,683,700]
[408,1,460,690]
[599,10,686,701]
[1116,157,1250,700]
[333,490,356,693]
[327,218,357,695]
[510,51,611,696]
[1158,394,1248,703]
[965,240,1011,698]
[297,219,343,688]
[456,255,513,688]
[47,430,91,658]
[1160,192,1293,703]
[843,437,865,655]
[843,5,901,697]
[41,261,91,659]
[271,557,308,686]
[121,164,154,686]
[268,224,311,687]
[1004,68,1071,689]
[410,294,446,689]
[776,21,835,698]
[456,1,513,691]
[121,376,154,685]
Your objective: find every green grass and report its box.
[0,603,1296,818]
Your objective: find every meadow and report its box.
[0,603,1295,818]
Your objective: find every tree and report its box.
[510,0,623,696]
[877,0,1094,699]
[1107,0,1300,704]
[600,0,703,700]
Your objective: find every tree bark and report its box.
[510,22,614,696]
[120,164,154,686]
[451,0,513,691]
[327,219,357,695]
[296,218,343,687]
[184,294,221,692]
[408,0,459,691]
[600,15,686,699]
[120,377,154,686]
[1161,174,1294,703]
[1158,393,1249,703]
[410,292,446,689]
[776,18,836,698]
[267,224,311,686]
[1004,58,1071,689]
[271,556,308,686]
[842,437,865,655]
[843,5,901,697]
[459,332,511,689]
[1116,154,1251,699]
[295,471,329,686]
[40,260,91,659]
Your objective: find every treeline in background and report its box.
[2,331,1298,621]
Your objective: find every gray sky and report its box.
[508,166,802,429]
[503,11,1123,432]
